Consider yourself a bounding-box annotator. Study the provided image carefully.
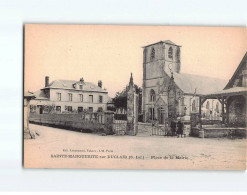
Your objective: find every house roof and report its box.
[165,71,227,95]
[45,80,107,93]
[32,90,49,100]
[224,52,247,90]
[203,87,247,98]
[24,91,36,98]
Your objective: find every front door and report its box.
[158,107,165,124]
[39,106,43,114]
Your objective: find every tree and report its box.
[113,84,142,111]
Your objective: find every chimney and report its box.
[80,77,84,83]
[45,76,49,87]
[98,80,102,88]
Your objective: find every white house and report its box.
[30,77,111,114]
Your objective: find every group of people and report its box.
[164,117,185,138]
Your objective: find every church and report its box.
[142,40,226,123]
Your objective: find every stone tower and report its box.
[142,40,181,122]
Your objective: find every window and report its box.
[98,107,103,112]
[99,95,103,103]
[181,97,185,106]
[150,48,155,61]
[79,85,83,90]
[206,101,210,109]
[78,107,83,113]
[56,106,61,112]
[168,47,173,59]
[88,107,93,112]
[215,102,219,113]
[79,94,83,102]
[67,106,72,112]
[149,107,155,120]
[68,93,72,101]
[149,89,156,102]
[30,105,36,113]
[57,93,61,101]
[192,100,196,112]
[176,47,180,60]
[89,95,93,103]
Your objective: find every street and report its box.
[24,124,246,170]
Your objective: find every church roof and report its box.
[45,80,107,93]
[142,40,181,48]
[163,40,181,47]
[166,71,227,95]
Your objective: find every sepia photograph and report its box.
[23,24,247,170]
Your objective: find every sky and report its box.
[25,24,246,97]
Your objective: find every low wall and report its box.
[29,112,114,134]
[190,127,200,137]
[137,123,152,136]
[191,127,247,138]
[137,121,191,136]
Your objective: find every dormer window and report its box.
[168,47,173,59]
[79,85,83,90]
[150,48,155,61]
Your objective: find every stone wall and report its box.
[29,112,114,134]
[191,127,246,138]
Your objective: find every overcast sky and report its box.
[25,24,246,97]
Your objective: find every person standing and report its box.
[164,122,169,137]
[177,118,184,138]
[170,118,176,137]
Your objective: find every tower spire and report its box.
[129,72,133,87]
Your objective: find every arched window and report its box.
[150,48,155,61]
[150,89,156,102]
[206,101,210,109]
[192,100,196,112]
[168,47,173,59]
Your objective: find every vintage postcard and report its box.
[24,24,247,170]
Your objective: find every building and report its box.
[24,91,36,138]
[142,40,227,123]
[202,52,247,127]
[30,77,111,114]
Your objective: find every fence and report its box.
[113,120,127,135]
[137,120,191,137]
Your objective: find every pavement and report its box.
[24,124,247,170]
